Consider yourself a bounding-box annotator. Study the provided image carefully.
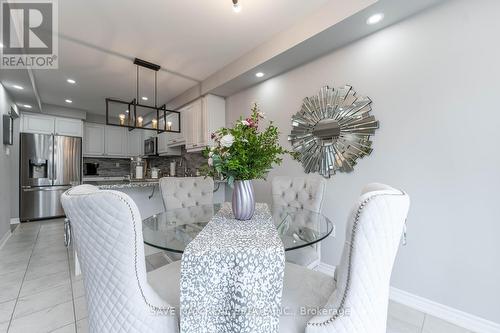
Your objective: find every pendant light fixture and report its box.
[105,58,180,133]
[232,0,241,13]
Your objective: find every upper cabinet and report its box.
[166,111,184,147]
[22,113,84,137]
[127,129,144,157]
[22,114,55,135]
[183,95,225,152]
[55,117,84,137]
[83,123,105,156]
[183,99,201,151]
[22,113,83,137]
[104,126,128,157]
[83,123,145,158]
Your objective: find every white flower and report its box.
[208,151,214,157]
[220,134,235,148]
[241,120,250,126]
[258,111,265,118]
[208,158,213,166]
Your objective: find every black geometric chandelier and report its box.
[105,58,180,133]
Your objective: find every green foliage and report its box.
[201,103,297,184]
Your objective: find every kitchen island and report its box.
[82,177,226,219]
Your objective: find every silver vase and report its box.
[232,180,255,220]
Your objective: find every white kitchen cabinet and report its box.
[166,111,184,147]
[22,113,83,137]
[157,132,181,156]
[22,114,55,135]
[127,129,144,157]
[184,95,225,152]
[55,117,83,137]
[105,126,128,157]
[184,99,202,151]
[83,123,105,156]
[199,94,226,147]
[84,123,145,158]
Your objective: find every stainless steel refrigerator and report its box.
[20,133,81,221]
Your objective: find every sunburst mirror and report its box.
[288,85,379,178]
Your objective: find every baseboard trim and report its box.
[316,263,500,333]
[390,287,500,333]
[0,230,12,250]
[10,218,20,224]
[315,262,336,276]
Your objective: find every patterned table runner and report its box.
[180,202,285,333]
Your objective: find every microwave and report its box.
[144,137,157,156]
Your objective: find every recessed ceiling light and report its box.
[232,0,241,13]
[65,99,73,103]
[142,96,148,101]
[67,78,76,84]
[21,104,32,109]
[13,85,24,90]
[255,72,265,78]
[366,13,384,25]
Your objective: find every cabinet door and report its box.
[184,99,203,150]
[22,114,55,134]
[201,94,225,148]
[157,132,168,154]
[183,103,195,148]
[55,118,83,137]
[83,123,105,156]
[193,100,204,148]
[127,129,143,157]
[105,126,127,156]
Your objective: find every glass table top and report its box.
[142,203,334,253]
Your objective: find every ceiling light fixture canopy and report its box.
[67,79,76,84]
[105,58,180,133]
[255,72,264,78]
[232,0,241,13]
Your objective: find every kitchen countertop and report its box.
[82,177,226,190]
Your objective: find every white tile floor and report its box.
[0,219,475,333]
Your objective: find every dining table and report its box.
[142,203,334,253]
[142,202,334,333]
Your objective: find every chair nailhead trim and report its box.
[307,190,406,327]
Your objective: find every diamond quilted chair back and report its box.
[307,183,410,333]
[61,185,179,333]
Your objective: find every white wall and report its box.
[226,0,500,324]
[0,83,19,239]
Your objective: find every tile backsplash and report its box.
[83,158,130,177]
[83,148,207,178]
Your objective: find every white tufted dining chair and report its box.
[272,175,326,268]
[159,176,214,210]
[279,183,410,333]
[61,185,180,333]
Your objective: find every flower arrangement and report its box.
[202,103,295,186]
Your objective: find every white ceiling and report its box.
[1,0,330,114]
[1,0,447,116]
